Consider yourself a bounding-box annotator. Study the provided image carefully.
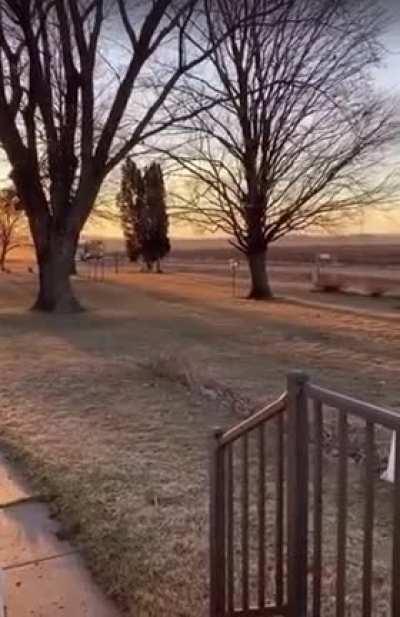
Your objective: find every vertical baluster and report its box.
[276,412,284,606]
[209,428,226,617]
[313,401,323,617]
[226,444,234,615]
[362,421,375,617]
[336,410,348,617]
[242,432,249,611]
[258,423,266,609]
[392,430,400,616]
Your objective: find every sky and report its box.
[376,1,400,91]
[1,1,400,239]
[102,0,400,238]
[360,0,400,235]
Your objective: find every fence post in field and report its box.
[286,371,310,617]
[210,427,225,617]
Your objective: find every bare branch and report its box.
[168,0,399,256]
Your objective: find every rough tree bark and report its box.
[0,246,6,272]
[245,204,273,300]
[247,250,272,300]
[32,231,82,312]
[69,239,78,276]
[70,259,78,276]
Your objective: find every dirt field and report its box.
[0,269,399,615]
[170,236,400,266]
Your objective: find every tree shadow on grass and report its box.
[1,274,400,411]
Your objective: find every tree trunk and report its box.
[0,247,6,272]
[70,258,78,276]
[247,251,273,300]
[32,234,83,313]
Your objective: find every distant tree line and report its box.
[118,160,170,272]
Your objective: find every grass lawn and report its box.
[0,269,399,615]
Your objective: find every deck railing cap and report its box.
[287,370,310,386]
[211,427,224,439]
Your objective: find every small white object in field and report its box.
[0,568,6,617]
[317,253,332,262]
[382,432,396,483]
[228,259,239,272]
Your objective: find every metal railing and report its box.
[209,372,400,617]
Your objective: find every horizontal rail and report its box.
[306,383,400,430]
[220,393,287,446]
[226,607,288,616]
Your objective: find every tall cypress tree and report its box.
[118,159,170,270]
[143,163,170,272]
[117,158,144,262]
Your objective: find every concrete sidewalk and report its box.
[0,454,120,616]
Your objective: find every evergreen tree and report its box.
[118,158,144,262]
[118,159,170,271]
[143,163,170,272]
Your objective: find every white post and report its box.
[228,259,239,297]
[382,432,396,483]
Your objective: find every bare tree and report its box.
[0,0,230,311]
[0,188,26,271]
[168,0,399,298]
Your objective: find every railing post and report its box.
[286,371,310,617]
[210,428,226,617]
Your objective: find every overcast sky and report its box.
[377,0,400,91]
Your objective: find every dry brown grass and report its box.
[0,271,399,615]
[0,347,231,615]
